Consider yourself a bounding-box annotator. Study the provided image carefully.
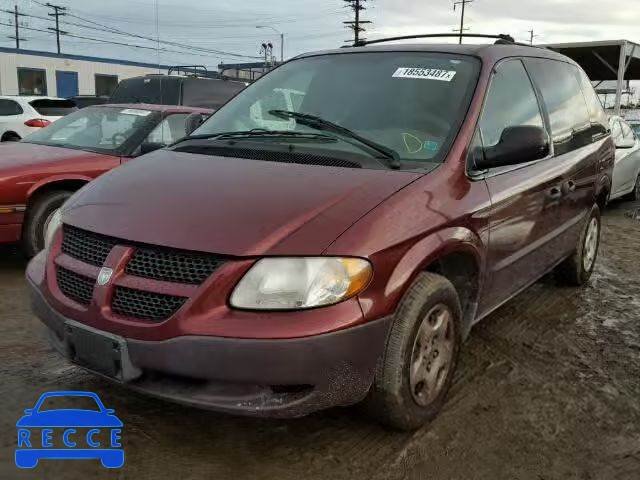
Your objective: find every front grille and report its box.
[127,247,226,284]
[62,225,118,267]
[111,286,187,321]
[62,225,226,285]
[57,267,94,305]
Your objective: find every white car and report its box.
[609,116,640,201]
[0,96,77,142]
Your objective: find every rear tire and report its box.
[362,272,462,431]
[1,132,20,142]
[22,191,72,258]
[623,174,640,202]
[554,205,601,286]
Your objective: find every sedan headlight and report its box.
[44,208,63,250]
[230,257,372,310]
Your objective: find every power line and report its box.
[45,2,66,54]
[453,0,473,44]
[344,0,371,46]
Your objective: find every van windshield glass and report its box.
[193,52,479,166]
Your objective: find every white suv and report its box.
[0,96,77,142]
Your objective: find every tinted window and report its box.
[109,77,181,105]
[18,68,47,96]
[29,99,77,116]
[181,79,245,109]
[0,99,23,116]
[195,52,480,166]
[525,59,591,154]
[95,74,119,97]
[576,67,608,138]
[479,59,544,151]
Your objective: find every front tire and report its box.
[22,190,72,258]
[363,272,462,431]
[554,205,601,286]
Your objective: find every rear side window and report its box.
[525,59,591,155]
[0,99,23,116]
[479,59,544,151]
[575,67,608,139]
[29,99,77,116]
[181,79,245,109]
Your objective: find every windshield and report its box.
[192,52,479,168]
[37,395,101,412]
[629,122,640,137]
[24,106,156,154]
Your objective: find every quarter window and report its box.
[525,59,591,154]
[0,99,23,116]
[479,59,544,153]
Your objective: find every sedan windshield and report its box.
[24,106,157,154]
[192,52,480,168]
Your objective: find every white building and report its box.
[0,47,170,98]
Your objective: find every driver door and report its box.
[477,59,568,315]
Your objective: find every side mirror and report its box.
[105,409,115,414]
[140,142,165,155]
[24,409,34,414]
[476,126,550,170]
[184,113,205,136]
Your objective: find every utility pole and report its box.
[46,3,67,54]
[453,0,473,44]
[344,0,371,46]
[5,5,27,48]
[527,29,537,45]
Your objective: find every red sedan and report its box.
[0,104,211,256]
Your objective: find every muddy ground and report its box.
[1,200,639,480]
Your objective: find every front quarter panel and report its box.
[325,163,491,322]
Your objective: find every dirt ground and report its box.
[1,199,639,480]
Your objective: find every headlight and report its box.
[44,208,63,250]
[230,257,372,310]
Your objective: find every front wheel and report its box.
[362,272,462,431]
[554,205,601,286]
[22,190,73,258]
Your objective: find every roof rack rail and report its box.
[353,33,515,47]
[168,65,209,76]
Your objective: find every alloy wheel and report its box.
[583,217,599,272]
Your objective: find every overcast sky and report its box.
[2,0,640,69]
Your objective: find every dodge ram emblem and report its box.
[97,267,114,286]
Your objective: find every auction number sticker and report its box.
[392,67,456,81]
[120,109,151,116]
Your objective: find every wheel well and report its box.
[425,251,479,328]
[25,180,87,212]
[1,131,20,141]
[596,187,609,211]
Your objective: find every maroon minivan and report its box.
[27,36,614,430]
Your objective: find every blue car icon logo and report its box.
[16,391,123,468]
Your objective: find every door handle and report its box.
[563,180,576,194]
[547,186,563,200]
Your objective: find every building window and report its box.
[95,74,119,97]
[17,68,47,96]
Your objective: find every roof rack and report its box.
[353,33,515,47]
[168,65,209,77]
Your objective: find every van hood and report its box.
[64,150,423,256]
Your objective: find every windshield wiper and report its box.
[172,129,338,146]
[268,110,401,169]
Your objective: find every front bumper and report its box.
[28,259,392,417]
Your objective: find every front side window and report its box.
[146,113,190,144]
[18,68,47,96]
[193,52,480,168]
[479,59,544,153]
[525,59,591,154]
[23,106,156,154]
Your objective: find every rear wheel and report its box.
[554,205,601,286]
[1,131,20,142]
[363,272,462,431]
[624,174,640,202]
[22,190,72,257]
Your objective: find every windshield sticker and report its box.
[392,67,456,82]
[402,133,440,154]
[120,109,151,117]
